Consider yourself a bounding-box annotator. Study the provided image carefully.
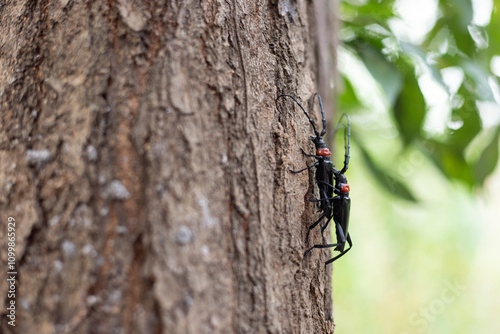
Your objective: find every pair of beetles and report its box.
[276,93,352,267]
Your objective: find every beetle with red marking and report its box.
[276,93,353,267]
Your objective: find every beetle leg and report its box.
[308,186,333,203]
[319,218,333,244]
[303,241,344,259]
[299,147,319,157]
[304,220,344,259]
[303,221,353,266]
[324,234,352,267]
[320,219,331,241]
[307,196,337,202]
[305,213,326,246]
[317,180,335,189]
[290,161,319,174]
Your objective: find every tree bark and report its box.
[1,1,336,333]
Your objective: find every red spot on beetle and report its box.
[341,184,350,193]
[316,148,332,156]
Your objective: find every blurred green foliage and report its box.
[338,0,500,198]
[333,1,500,333]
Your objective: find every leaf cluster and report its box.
[339,0,500,200]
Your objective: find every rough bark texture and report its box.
[0,1,336,333]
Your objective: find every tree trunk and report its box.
[0,1,336,333]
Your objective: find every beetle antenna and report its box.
[312,93,326,137]
[335,114,351,173]
[276,94,321,139]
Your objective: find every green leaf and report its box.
[446,84,481,149]
[425,140,475,187]
[484,3,500,56]
[400,42,448,89]
[474,128,500,184]
[339,75,361,111]
[461,61,497,102]
[339,0,500,191]
[393,64,427,145]
[358,44,403,105]
[358,145,417,202]
[437,0,475,56]
[342,0,397,30]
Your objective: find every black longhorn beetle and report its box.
[276,93,353,266]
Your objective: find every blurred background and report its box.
[332,0,500,333]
